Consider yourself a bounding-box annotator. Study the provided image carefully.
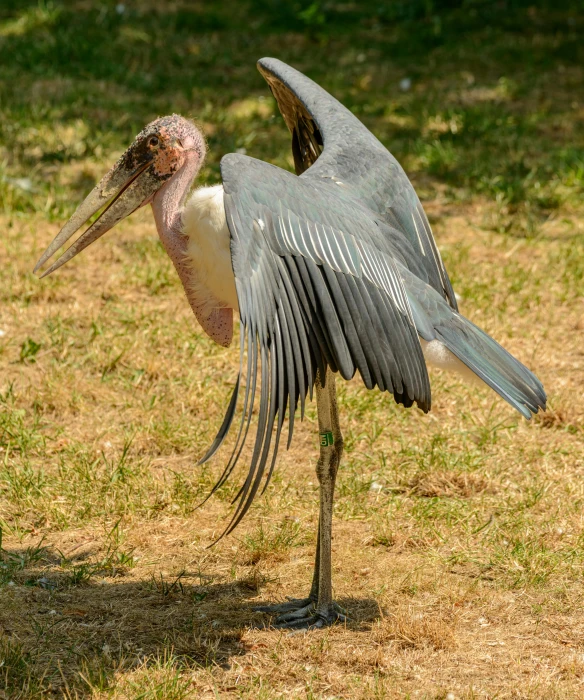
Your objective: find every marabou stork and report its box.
[35,58,546,629]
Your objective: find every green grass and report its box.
[1,1,583,234]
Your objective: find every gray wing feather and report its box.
[210,153,430,538]
[257,57,458,310]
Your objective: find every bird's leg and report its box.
[256,368,347,629]
[307,519,320,600]
[309,367,346,626]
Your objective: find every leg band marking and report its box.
[319,431,334,447]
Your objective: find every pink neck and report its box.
[151,151,234,347]
[152,150,200,238]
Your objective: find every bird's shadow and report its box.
[1,545,381,697]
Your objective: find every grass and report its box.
[1,0,583,697]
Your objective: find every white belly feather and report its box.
[182,184,239,314]
[183,185,480,388]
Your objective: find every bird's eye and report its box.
[148,135,159,148]
[176,139,184,148]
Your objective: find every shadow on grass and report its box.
[1,545,380,697]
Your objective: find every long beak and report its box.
[34,156,158,278]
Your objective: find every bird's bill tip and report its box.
[34,159,155,277]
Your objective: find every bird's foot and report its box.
[253,595,316,621]
[255,598,348,629]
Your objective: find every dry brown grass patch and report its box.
[536,406,583,432]
[373,608,458,651]
[409,470,493,498]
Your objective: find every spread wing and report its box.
[205,154,431,537]
[257,57,458,311]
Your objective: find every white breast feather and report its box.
[182,184,239,314]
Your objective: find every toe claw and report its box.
[308,617,324,629]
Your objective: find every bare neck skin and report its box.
[151,151,233,347]
[151,149,199,285]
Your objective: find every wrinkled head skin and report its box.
[34,115,205,277]
[124,115,205,187]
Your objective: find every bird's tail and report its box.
[430,313,545,418]
[404,271,546,418]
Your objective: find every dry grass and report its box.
[409,471,493,498]
[1,203,583,698]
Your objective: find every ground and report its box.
[0,2,583,698]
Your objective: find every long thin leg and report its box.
[256,368,347,628]
[311,367,345,622]
[308,520,320,600]
[315,369,340,590]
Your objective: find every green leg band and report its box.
[319,431,334,447]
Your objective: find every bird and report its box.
[35,57,546,629]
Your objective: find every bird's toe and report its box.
[274,603,315,623]
[267,601,349,630]
[253,596,316,616]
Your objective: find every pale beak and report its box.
[34,154,160,278]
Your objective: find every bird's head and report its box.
[35,114,205,277]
